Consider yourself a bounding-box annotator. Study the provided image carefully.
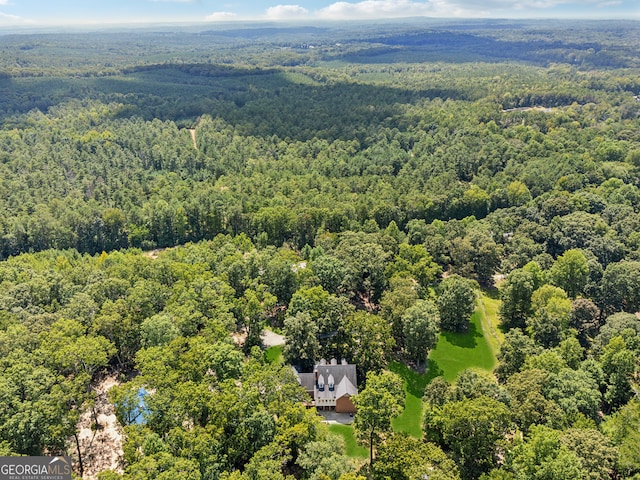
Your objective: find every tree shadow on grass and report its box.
[483,286,501,300]
[390,360,443,398]
[440,319,482,349]
[424,359,444,385]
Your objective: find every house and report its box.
[294,358,358,414]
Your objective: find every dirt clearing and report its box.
[73,375,124,479]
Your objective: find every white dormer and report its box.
[328,374,335,392]
[317,374,325,392]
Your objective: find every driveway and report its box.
[318,409,355,425]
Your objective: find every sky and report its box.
[0,0,638,27]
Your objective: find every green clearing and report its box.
[427,295,497,382]
[478,291,504,357]
[265,345,283,364]
[390,293,501,437]
[328,424,368,458]
[390,361,432,438]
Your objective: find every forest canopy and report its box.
[0,19,639,480]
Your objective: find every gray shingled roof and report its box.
[335,375,357,399]
[293,360,358,401]
[296,372,315,391]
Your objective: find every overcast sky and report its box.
[0,0,638,26]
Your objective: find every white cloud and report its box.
[443,0,614,8]
[0,11,26,24]
[318,0,420,19]
[205,11,238,20]
[265,4,310,19]
[309,0,631,20]
[597,0,622,6]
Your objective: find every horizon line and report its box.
[1,16,639,33]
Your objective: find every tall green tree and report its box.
[374,433,460,480]
[505,369,563,432]
[343,312,395,377]
[602,399,640,477]
[560,428,618,480]
[288,285,354,358]
[544,368,602,422]
[601,335,637,411]
[240,289,276,354]
[568,298,601,348]
[379,276,419,345]
[140,313,180,347]
[526,286,571,348]
[437,275,476,332]
[401,299,440,366]
[506,425,588,480]
[283,311,320,371]
[311,254,348,295]
[296,439,357,480]
[549,249,589,299]
[495,328,540,381]
[385,243,441,293]
[499,269,535,330]
[334,232,390,305]
[600,261,640,314]
[353,370,404,474]
[426,395,511,479]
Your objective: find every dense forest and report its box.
[0,20,639,480]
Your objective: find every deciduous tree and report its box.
[353,370,404,473]
[343,312,395,377]
[499,268,535,330]
[401,299,439,366]
[549,249,589,298]
[283,311,320,371]
[437,275,476,332]
[374,433,460,480]
[426,395,511,479]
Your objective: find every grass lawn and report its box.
[427,296,497,382]
[264,345,283,364]
[389,293,502,437]
[318,294,503,450]
[328,424,368,458]
[331,362,432,446]
[389,361,431,438]
[478,292,504,357]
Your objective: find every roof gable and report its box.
[314,364,357,389]
[335,375,358,399]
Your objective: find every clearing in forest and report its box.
[74,375,124,479]
[391,292,500,438]
[390,361,431,438]
[428,293,497,382]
